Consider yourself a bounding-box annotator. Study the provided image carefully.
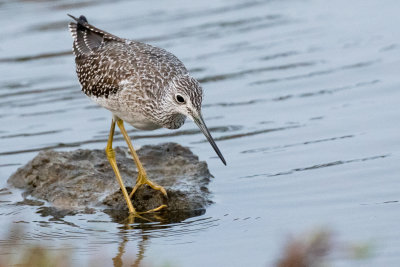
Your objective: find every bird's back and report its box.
[68,15,189,100]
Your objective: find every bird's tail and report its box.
[67,14,122,56]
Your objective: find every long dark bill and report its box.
[193,114,226,165]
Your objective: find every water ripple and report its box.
[251,60,379,85]
[198,61,316,83]
[0,129,68,139]
[0,51,72,63]
[241,134,355,154]
[194,125,302,143]
[242,154,390,179]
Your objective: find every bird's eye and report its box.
[176,94,185,104]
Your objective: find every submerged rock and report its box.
[8,143,212,220]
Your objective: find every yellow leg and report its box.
[116,119,168,212]
[105,119,136,214]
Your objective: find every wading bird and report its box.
[68,15,226,215]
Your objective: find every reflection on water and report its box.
[0,188,219,266]
[1,0,400,266]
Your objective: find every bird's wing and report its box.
[68,14,123,57]
[68,15,189,99]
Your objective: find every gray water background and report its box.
[0,0,399,266]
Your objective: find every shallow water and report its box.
[1,0,400,266]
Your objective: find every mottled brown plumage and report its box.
[68,14,225,165]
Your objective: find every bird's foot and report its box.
[129,172,168,213]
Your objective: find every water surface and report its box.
[1,0,400,266]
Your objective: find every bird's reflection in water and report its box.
[106,208,208,267]
[112,231,148,267]
[31,205,215,266]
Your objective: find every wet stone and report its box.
[7,143,213,220]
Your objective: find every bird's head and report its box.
[162,75,226,165]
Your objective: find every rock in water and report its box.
[8,143,212,218]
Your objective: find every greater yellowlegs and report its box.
[68,15,226,215]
